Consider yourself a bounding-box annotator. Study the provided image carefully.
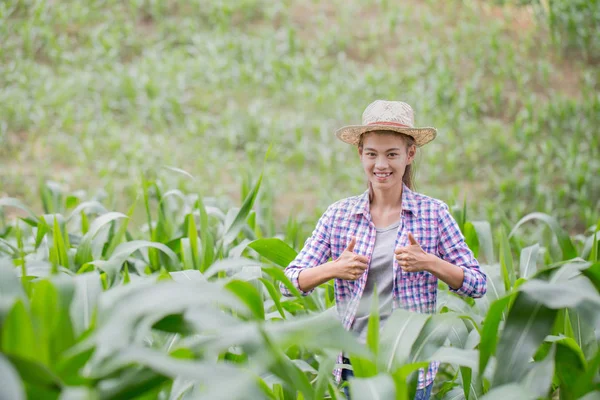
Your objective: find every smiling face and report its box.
[358,131,416,190]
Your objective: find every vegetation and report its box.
[1,0,598,399]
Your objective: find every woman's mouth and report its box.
[374,172,392,181]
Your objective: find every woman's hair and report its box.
[358,130,416,198]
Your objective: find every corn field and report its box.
[1,0,599,399]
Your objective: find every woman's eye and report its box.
[388,153,398,157]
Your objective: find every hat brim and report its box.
[335,125,437,147]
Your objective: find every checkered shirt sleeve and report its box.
[437,203,487,298]
[280,205,333,297]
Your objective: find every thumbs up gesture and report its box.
[394,232,431,273]
[332,236,370,281]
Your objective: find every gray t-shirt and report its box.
[351,220,399,343]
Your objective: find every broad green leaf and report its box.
[204,257,262,278]
[582,262,600,293]
[431,347,479,373]
[349,373,395,400]
[509,212,577,261]
[0,260,27,327]
[519,243,539,279]
[519,279,600,309]
[521,343,555,399]
[479,383,535,400]
[169,270,206,283]
[225,279,265,320]
[479,294,513,377]
[69,272,103,337]
[493,292,558,387]
[472,221,494,264]
[86,281,247,365]
[409,313,455,363]
[248,238,298,268]
[378,309,430,371]
[553,337,589,399]
[0,353,25,400]
[1,299,37,362]
[6,354,62,392]
[30,279,59,365]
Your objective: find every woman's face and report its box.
[359,132,416,190]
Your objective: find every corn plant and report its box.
[1,174,599,399]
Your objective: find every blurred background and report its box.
[1,0,598,239]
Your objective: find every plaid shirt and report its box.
[281,184,487,388]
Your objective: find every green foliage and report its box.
[0,176,598,399]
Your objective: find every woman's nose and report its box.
[375,156,388,169]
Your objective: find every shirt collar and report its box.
[351,184,419,218]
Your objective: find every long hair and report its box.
[357,130,416,201]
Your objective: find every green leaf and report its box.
[69,272,103,337]
[105,200,137,259]
[65,201,107,223]
[553,337,589,399]
[1,299,37,362]
[225,279,265,320]
[479,294,513,377]
[493,292,558,387]
[509,212,577,261]
[6,354,62,392]
[472,221,495,264]
[409,314,455,363]
[223,173,263,247]
[521,343,555,399]
[349,373,395,399]
[497,226,514,291]
[187,213,199,270]
[519,244,539,279]
[94,240,179,285]
[378,309,430,371]
[0,353,25,400]
[30,280,59,366]
[479,383,535,400]
[51,216,70,269]
[74,212,128,267]
[463,222,479,259]
[0,198,39,223]
[169,270,206,283]
[248,238,298,268]
[582,262,600,293]
[260,278,286,319]
[366,287,380,359]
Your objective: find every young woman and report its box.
[280,100,487,400]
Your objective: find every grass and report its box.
[0,0,598,235]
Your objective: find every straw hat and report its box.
[335,100,437,147]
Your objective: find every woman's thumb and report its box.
[346,236,356,252]
[408,232,419,246]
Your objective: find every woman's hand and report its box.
[331,237,369,280]
[394,232,432,273]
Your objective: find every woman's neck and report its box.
[370,185,403,212]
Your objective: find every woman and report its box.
[280,100,487,400]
